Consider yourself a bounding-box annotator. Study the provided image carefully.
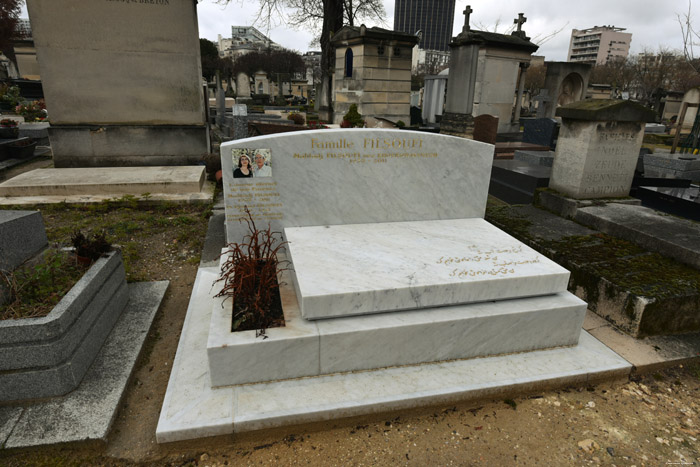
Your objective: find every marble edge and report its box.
[232,331,632,432]
[156,268,235,443]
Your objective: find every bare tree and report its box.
[678,0,700,73]
[0,0,23,54]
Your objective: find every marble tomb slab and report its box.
[285,218,570,320]
[207,252,584,387]
[156,267,631,444]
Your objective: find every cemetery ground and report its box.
[0,167,698,465]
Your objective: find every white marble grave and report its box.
[207,253,585,387]
[155,129,616,443]
[285,218,570,319]
[221,129,494,243]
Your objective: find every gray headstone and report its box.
[522,118,559,148]
[231,104,248,140]
[0,211,48,271]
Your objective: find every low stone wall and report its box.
[0,250,129,402]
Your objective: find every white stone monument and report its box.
[549,100,655,199]
[156,129,631,442]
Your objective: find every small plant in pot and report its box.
[71,230,112,265]
[0,118,18,139]
[215,206,289,337]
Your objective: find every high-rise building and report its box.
[567,26,632,65]
[393,0,456,52]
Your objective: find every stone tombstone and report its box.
[216,75,226,129]
[549,100,655,199]
[0,210,47,272]
[220,129,494,243]
[442,9,538,135]
[472,114,499,145]
[231,104,249,140]
[542,62,592,119]
[422,74,448,124]
[236,73,251,98]
[26,0,208,167]
[522,118,559,148]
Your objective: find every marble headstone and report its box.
[220,129,494,243]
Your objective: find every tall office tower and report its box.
[393,0,456,51]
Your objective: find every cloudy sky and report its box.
[20,0,689,61]
[194,0,689,60]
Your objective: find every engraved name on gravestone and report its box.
[220,129,494,243]
[549,100,654,199]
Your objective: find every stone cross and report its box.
[462,5,473,33]
[514,13,526,32]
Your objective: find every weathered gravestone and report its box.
[549,100,655,199]
[522,118,559,149]
[26,0,208,167]
[473,114,499,145]
[0,210,47,272]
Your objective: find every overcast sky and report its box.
[195,0,689,61]
[20,0,689,61]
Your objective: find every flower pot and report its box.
[7,140,37,159]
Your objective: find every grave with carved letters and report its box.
[207,129,584,384]
[549,100,655,199]
[156,129,631,443]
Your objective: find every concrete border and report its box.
[0,281,168,449]
[0,250,129,402]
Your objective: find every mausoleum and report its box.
[331,25,418,125]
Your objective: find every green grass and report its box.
[1,250,88,320]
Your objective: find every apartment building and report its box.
[567,26,631,65]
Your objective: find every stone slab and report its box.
[156,267,631,443]
[513,150,555,167]
[574,203,700,269]
[208,253,585,386]
[0,187,216,206]
[1,281,167,449]
[221,129,494,243]
[489,160,551,205]
[0,210,47,271]
[285,218,570,319]
[0,166,205,197]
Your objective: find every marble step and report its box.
[207,264,586,387]
[0,166,205,197]
[156,268,631,444]
[285,218,570,320]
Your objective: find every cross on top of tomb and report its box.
[514,13,526,32]
[462,5,473,33]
